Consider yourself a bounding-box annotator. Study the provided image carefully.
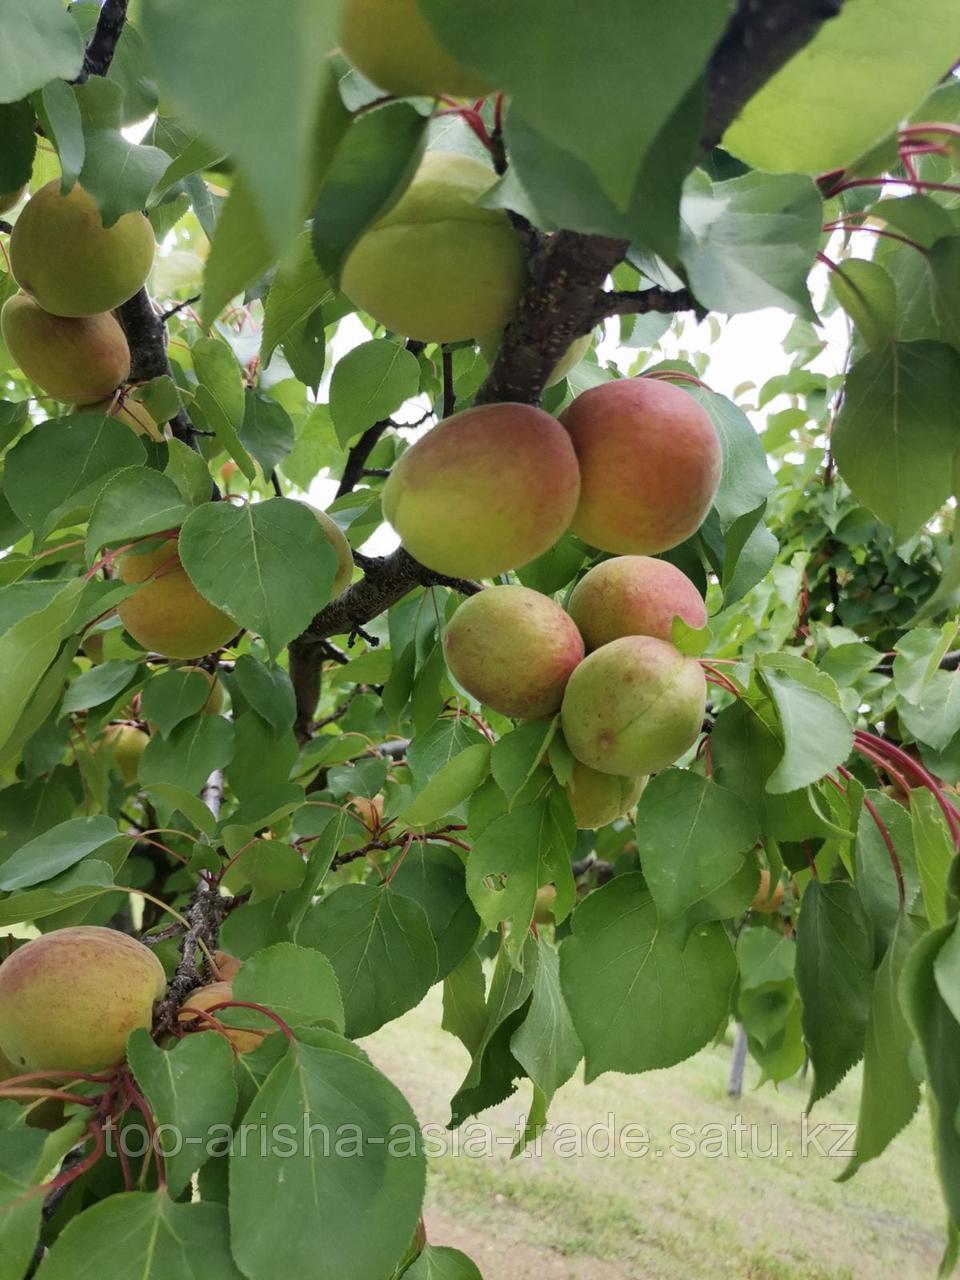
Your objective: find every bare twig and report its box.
[74,0,128,84]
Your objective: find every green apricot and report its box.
[566,760,646,829]
[340,0,493,98]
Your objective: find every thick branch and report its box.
[583,285,697,331]
[115,287,205,454]
[74,0,128,83]
[336,421,390,497]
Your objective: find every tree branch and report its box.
[74,0,129,83]
[336,420,391,498]
[582,285,698,331]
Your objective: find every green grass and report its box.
[365,989,945,1280]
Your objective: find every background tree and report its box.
[0,1,960,1277]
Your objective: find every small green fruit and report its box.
[340,0,493,98]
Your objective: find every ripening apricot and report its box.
[340,0,493,98]
[10,180,155,317]
[751,868,785,914]
[0,185,26,216]
[1,293,130,405]
[383,403,580,579]
[566,760,646,829]
[0,927,166,1073]
[443,586,584,719]
[567,556,707,651]
[561,636,706,776]
[308,506,354,597]
[561,378,722,555]
[341,152,524,343]
[178,981,262,1054]
[100,723,150,785]
[117,538,238,659]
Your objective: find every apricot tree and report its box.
[1,2,960,1278]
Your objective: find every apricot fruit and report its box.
[308,506,354,597]
[567,555,707,651]
[0,185,26,216]
[751,868,785,914]
[117,537,238,659]
[0,927,166,1073]
[566,760,647,829]
[341,152,524,343]
[178,981,261,1054]
[10,180,155,317]
[561,636,706,776]
[340,0,493,98]
[383,403,580,579]
[88,395,164,441]
[176,666,225,714]
[1,293,130,405]
[533,884,557,926]
[443,585,584,719]
[561,378,722,555]
[100,723,149,785]
[478,329,592,389]
[213,952,243,981]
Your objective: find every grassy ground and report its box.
[364,988,944,1280]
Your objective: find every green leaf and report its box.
[912,789,955,931]
[35,1193,243,1280]
[239,390,296,478]
[312,102,428,282]
[855,790,918,962]
[491,720,556,806]
[85,466,190,563]
[179,498,336,659]
[165,437,214,507]
[39,80,84,187]
[229,1037,425,1280]
[0,100,36,195]
[262,231,334,366]
[78,126,169,226]
[684,386,774,532]
[329,340,421,447]
[0,578,84,756]
[405,1246,483,1280]
[900,670,960,751]
[762,671,854,794]
[138,716,235,794]
[510,935,582,1150]
[928,236,960,352]
[0,816,119,891]
[0,858,116,928]
[298,884,438,1037]
[421,0,727,213]
[831,257,897,351]
[559,874,736,1080]
[796,881,874,1107]
[141,0,344,253]
[5,414,145,539]
[634,770,760,924]
[832,341,960,541]
[127,1030,238,1198]
[142,782,217,838]
[400,742,491,828]
[390,842,480,981]
[60,660,137,716]
[140,668,218,737]
[232,655,296,732]
[0,0,84,104]
[679,170,821,319]
[724,0,960,174]
[232,942,344,1034]
[190,336,256,480]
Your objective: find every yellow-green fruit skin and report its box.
[341,152,524,343]
[0,185,26,215]
[478,329,592,389]
[340,0,492,98]
[178,981,261,1053]
[567,555,707,651]
[383,403,580,579]
[177,666,225,714]
[565,760,646,829]
[10,181,155,317]
[443,585,584,719]
[101,723,149,785]
[309,507,354,596]
[88,396,164,440]
[0,927,166,1073]
[561,636,706,776]
[1,293,130,405]
[117,538,238,659]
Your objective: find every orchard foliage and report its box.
[0,2,959,1278]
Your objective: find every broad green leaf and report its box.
[232,655,296,732]
[140,668,219,738]
[229,1038,425,1280]
[390,842,480,980]
[724,0,960,174]
[832,341,960,541]
[231,942,344,1034]
[138,715,236,794]
[634,770,760,924]
[298,884,437,1037]
[179,498,336,659]
[900,670,960,751]
[35,1193,243,1280]
[679,171,821,319]
[831,257,897,351]
[199,172,273,331]
[559,874,736,1080]
[262,231,334,365]
[60,660,137,717]
[329,340,421,447]
[0,858,115,928]
[142,782,218,838]
[400,741,491,827]
[855,790,918,962]
[165,437,214,507]
[405,1246,483,1280]
[190,337,256,480]
[0,578,84,756]
[0,816,118,890]
[5,414,145,539]
[796,881,874,1107]
[684,386,774,532]
[0,100,36,194]
[912,789,955,931]
[141,0,344,253]
[763,671,854,794]
[0,0,83,104]
[312,102,428,282]
[127,1030,238,1198]
[239,390,296,477]
[421,0,727,213]
[85,466,190,563]
[78,127,169,226]
[928,236,960,352]
[490,720,557,806]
